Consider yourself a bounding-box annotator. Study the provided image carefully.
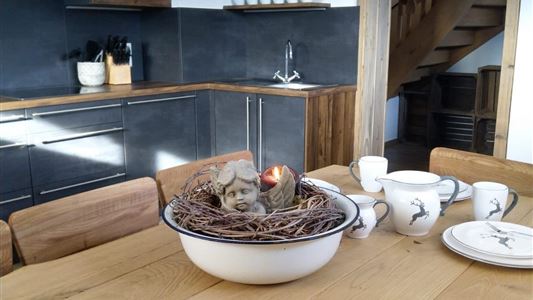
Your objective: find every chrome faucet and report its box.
[273,40,300,83]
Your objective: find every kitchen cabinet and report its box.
[0,110,33,220]
[213,91,305,173]
[123,92,198,180]
[27,101,126,204]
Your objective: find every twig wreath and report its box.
[170,162,345,241]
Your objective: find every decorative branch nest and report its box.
[170,163,346,241]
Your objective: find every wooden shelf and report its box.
[224,2,330,12]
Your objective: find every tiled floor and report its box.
[384,142,430,172]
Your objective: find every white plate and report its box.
[442,227,533,269]
[437,180,468,196]
[301,178,341,193]
[440,184,472,202]
[451,221,533,259]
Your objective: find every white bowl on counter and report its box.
[162,189,359,284]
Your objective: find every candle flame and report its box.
[273,166,281,181]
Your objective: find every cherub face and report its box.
[223,178,259,212]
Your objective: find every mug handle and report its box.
[374,200,390,227]
[439,176,459,216]
[503,188,519,218]
[348,161,361,185]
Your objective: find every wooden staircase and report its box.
[388,0,507,98]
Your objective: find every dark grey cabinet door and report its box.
[0,139,32,194]
[213,91,257,165]
[0,110,32,194]
[29,122,126,187]
[0,189,33,221]
[124,93,198,179]
[258,95,305,173]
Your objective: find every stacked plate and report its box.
[438,180,472,202]
[442,221,533,268]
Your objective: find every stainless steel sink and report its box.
[267,82,324,90]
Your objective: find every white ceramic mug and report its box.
[344,195,390,239]
[348,156,388,192]
[472,181,519,221]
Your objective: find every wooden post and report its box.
[354,0,391,158]
[494,0,520,158]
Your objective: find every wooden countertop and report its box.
[1,165,531,299]
[0,81,357,111]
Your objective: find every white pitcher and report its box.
[376,171,459,236]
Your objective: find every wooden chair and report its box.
[0,220,13,276]
[429,147,533,197]
[156,150,254,206]
[9,177,159,265]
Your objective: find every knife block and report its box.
[105,55,131,85]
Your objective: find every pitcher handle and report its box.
[503,188,519,218]
[439,176,459,216]
[374,200,390,227]
[348,161,361,185]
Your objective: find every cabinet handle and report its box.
[246,96,251,151]
[32,103,122,117]
[41,127,124,144]
[0,142,34,150]
[0,114,28,123]
[39,173,126,195]
[127,95,196,105]
[258,98,264,171]
[0,194,32,205]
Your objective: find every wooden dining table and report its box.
[1,165,532,300]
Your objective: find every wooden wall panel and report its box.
[306,90,356,171]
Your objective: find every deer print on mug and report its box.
[485,198,502,219]
[409,198,430,225]
[350,216,367,233]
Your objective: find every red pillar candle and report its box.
[261,165,298,188]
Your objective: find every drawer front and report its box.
[33,172,125,205]
[29,122,125,186]
[0,109,29,139]
[28,100,122,134]
[0,189,33,221]
[0,138,32,194]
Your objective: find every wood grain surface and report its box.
[430,147,533,197]
[0,220,12,276]
[305,90,356,171]
[9,177,159,265]
[1,165,531,299]
[156,150,254,206]
[0,82,357,111]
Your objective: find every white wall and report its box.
[447,32,504,73]
[506,0,533,163]
[385,96,399,142]
[171,0,358,9]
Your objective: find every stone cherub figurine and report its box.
[210,160,297,214]
[210,160,266,214]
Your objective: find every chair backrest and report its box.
[429,147,533,197]
[0,220,12,276]
[156,150,254,205]
[9,177,159,265]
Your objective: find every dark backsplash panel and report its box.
[65,9,144,84]
[0,0,70,89]
[0,2,358,90]
[143,7,358,85]
[245,8,359,85]
[141,9,182,83]
[0,0,143,90]
[180,9,247,82]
